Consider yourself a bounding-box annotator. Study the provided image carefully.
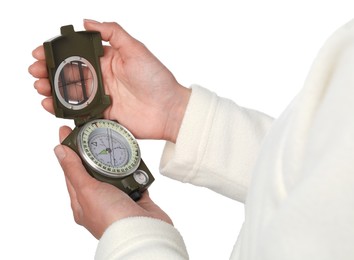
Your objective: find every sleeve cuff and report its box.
[160,84,218,182]
[95,217,188,260]
[159,85,273,202]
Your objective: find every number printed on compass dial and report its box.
[78,119,141,178]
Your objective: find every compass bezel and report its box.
[77,119,141,178]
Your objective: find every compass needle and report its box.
[99,149,108,155]
[107,128,115,166]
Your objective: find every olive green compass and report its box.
[43,25,154,201]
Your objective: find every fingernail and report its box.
[54,145,66,162]
[84,19,100,24]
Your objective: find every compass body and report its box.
[43,25,154,200]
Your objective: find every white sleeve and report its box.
[95,217,188,260]
[231,18,354,259]
[160,85,273,202]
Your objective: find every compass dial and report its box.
[77,119,141,178]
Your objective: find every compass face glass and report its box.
[78,120,141,178]
[54,56,98,110]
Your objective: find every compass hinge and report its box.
[74,114,104,127]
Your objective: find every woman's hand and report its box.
[28,19,191,143]
[55,125,173,239]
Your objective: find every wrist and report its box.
[163,84,191,143]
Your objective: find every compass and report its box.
[43,25,154,201]
[78,119,141,178]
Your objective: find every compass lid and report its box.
[44,25,110,126]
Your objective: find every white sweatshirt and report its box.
[95,19,354,259]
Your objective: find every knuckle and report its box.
[72,210,83,225]
[71,203,83,225]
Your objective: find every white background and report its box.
[1,1,353,259]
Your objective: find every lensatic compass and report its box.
[44,25,154,201]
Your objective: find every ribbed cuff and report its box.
[95,217,188,260]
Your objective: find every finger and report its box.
[58,125,72,143]
[41,97,55,114]
[137,191,160,210]
[32,45,45,60]
[137,191,153,207]
[34,78,51,96]
[58,126,72,141]
[28,60,48,78]
[137,191,174,225]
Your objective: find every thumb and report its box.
[54,144,96,190]
[54,144,67,163]
[83,19,135,50]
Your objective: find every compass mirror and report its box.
[54,56,98,110]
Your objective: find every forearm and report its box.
[160,85,273,202]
